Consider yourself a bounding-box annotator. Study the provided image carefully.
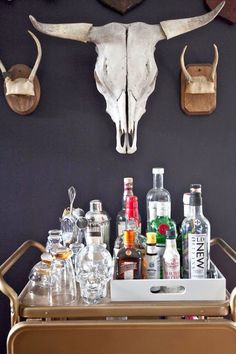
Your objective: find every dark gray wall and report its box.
[0,0,236,352]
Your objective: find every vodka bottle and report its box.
[181,191,210,279]
[116,177,134,239]
[177,193,191,269]
[146,167,171,231]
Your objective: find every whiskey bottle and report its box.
[144,232,160,280]
[181,191,210,279]
[116,230,142,280]
[146,167,171,231]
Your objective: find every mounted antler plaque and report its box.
[180,45,219,115]
[0,31,42,115]
[206,0,236,23]
[99,0,144,14]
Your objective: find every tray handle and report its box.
[211,238,236,322]
[0,240,45,326]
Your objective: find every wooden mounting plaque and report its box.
[4,64,40,116]
[99,0,144,14]
[206,0,236,24]
[181,64,217,116]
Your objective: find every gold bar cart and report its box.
[0,238,235,354]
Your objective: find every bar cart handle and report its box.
[0,240,45,326]
[211,238,236,322]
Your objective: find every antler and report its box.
[28,31,42,83]
[29,15,93,43]
[0,60,7,78]
[180,45,192,83]
[160,1,225,40]
[210,44,219,82]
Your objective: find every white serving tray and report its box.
[111,263,226,302]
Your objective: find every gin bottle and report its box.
[116,177,134,239]
[181,191,210,279]
[146,168,171,231]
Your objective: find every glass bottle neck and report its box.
[189,205,203,217]
[166,239,177,249]
[153,174,163,189]
[122,189,133,209]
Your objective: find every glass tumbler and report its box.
[50,246,77,305]
[28,253,53,305]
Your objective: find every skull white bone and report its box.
[30,2,224,153]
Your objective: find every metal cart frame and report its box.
[0,238,236,354]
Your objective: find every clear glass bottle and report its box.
[46,229,62,253]
[146,167,171,231]
[116,177,134,239]
[181,191,210,279]
[177,193,191,270]
[116,230,142,280]
[144,232,160,280]
[85,200,111,250]
[76,237,113,304]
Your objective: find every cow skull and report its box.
[0,31,42,96]
[181,44,219,94]
[30,1,224,153]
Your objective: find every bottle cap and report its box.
[183,193,191,205]
[190,184,202,193]
[152,167,164,175]
[124,230,135,245]
[124,177,133,184]
[190,192,202,206]
[146,232,156,244]
[166,230,176,239]
[90,200,102,212]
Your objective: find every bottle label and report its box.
[120,262,137,280]
[149,201,171,220]
[163,256,180,279]
[145,254,160,279]
[117,222,126,237]
[189,234,207,278]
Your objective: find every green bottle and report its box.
[150,216,177,277]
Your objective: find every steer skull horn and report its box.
[29,1,224,153]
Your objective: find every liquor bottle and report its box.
[181,191,210,279]
[85,200,111,250]
[163,230,180,279]
[150,214,177,277]
[146,167,171,231]
[116,177,134,239]
[144,232,160,280]
[177,193,191,268]
[116,230,142,280]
